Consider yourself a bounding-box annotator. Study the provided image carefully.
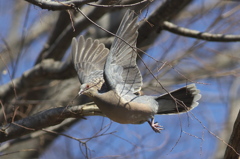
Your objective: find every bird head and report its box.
[78,83,97,97]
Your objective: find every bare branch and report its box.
[35,0,112,64]
[224,109,240,158]
[137,0,192,51]
[163,21,240,42]
[0,59,75,103]
[0,11,56,72]
[0,103,103,143]
[87,0,150,8]
[24,0,96,11]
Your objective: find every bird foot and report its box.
[148,120,164,133]
[151,122,164,133]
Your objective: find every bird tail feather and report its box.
[155,84,201,115]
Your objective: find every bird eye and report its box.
[86,85,90,88]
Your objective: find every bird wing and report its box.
[104,10,142,96]
[72,36,109,90]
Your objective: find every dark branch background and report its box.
[0,0,240,158]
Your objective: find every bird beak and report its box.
[78,89,83,96]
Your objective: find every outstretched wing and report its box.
[72,36,109,89]
[104,10,142,96]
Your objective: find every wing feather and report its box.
[72,36,109,89]
[104,10,142,96]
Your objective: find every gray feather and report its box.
[72,36,109,88]
[104,10,142,95]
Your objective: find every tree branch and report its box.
[224,109,240,158]
[24,0,96,11]
[0,103,103,143]
[0,59,75,104]
[34,0,112,64]
[163,21,240,42]
[137,0,192,51]
[87,0,150,7]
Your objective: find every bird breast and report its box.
[92,91,154,124]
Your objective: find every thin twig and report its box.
[25,0,96,11]
[163,21,240,42]
[87,0,151,8]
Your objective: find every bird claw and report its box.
[148,120,164,133]
[151,122,164,133]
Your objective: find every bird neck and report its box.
[86,88,99,98]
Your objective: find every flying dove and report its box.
[72,10,201,133]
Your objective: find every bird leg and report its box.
[148,118,163,133]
